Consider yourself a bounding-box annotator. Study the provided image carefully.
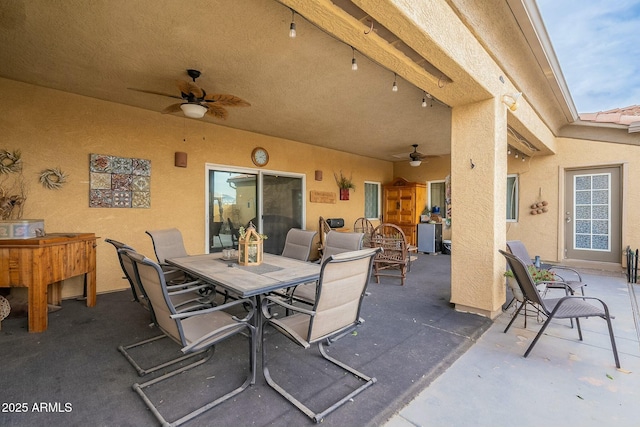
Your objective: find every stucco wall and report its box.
[1,78,393,297]
[506,137,640,265]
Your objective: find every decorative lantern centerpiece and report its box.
[238,223,265,266]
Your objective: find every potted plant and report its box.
[504,265,555,302]
[334,171,355,200]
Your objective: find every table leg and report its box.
[86,270,97,307]
[28,280,48,333]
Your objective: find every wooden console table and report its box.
[0,233,97,332]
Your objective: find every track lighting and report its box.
[351,47,358,71]
[289,9,296,38]
[392,73,398,92]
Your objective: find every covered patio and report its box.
[1,253,491,426]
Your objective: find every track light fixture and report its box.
[289,9,296,38]
[351,47,358,71]
[392,73,398,92]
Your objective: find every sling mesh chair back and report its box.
[105,239,147,308]
[281,228,318,261]
[290,230,363,305]
[122,250,257,427]
[145,228,192,284]
[261,247,381,423]
[115,246,218,377]
[500,250,620,368]
[370,223,409,286]
[506,240,587,296]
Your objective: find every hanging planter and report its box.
[334,171,355,201]
[238,223,265,266]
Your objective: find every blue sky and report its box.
[536,0,640,113]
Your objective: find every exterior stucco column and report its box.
[450,99,507,318]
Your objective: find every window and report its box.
[428,181,447,217]
[364,182,380,220]
[506,174,518,221]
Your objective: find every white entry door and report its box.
[564,166,621,263]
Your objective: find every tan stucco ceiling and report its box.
[0,0,456,162]
[0,0,578,160]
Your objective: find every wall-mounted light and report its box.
[392,73,398,92]
[315,170,323,181]
[502,92,522,111]
[351,47,358,71]
[180,103,207,118]
[174,151,188,168]
[289,9,297,38]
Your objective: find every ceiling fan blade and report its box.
[161,103,184,114]
[176,80,204,99]
[205,104,229,120]
[204,94,251,107]
[128,87,182,100]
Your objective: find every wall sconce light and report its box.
[174,151,187,168]
[180,103,207,118]
[315,170,323,181]
[502,92,522,111]
[289,9,297,38]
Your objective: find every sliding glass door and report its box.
[206,166,304,254]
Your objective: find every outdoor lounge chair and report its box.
[506,240,587,296]
[289,230,364,305]
[261,247,381,423]
[123,250,257,427]
[281,228,317,261]
[499,249,620,368]
[371,223,409,286]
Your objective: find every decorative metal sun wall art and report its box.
[89,153,151,208]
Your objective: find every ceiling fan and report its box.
[129,69,250,119]
[409,144,426,167]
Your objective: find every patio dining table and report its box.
[165,252,321,299]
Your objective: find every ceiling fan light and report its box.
[409,160,422,167]
[180,103,207,118]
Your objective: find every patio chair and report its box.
[506,240,587,296]
[353,217,374,247]
[105,239,146,308]
[290,230,364,305]
[123,250,257,427]
[281,228,318,261]
[115,247,218,376]
[227,218,240,249]
[261,247,381,423]
[210,221,224,248]
[499,250,620,368]
[317,216,332,256]
[370,223,409,286]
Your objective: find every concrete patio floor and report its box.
[384,268,640,427]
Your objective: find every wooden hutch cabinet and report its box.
[383,178,426,246]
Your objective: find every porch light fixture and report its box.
[351,47,358,71]
[180,103,207,118]
[502,92,522,111]
[392,73,398,92]
[289,9,297,38]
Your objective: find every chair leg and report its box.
[262,326,376,423]
[523,315,554,358]
[118,334,210,377]
[604,316,621,368]
[504,301,525,333]
[133,324,256,427]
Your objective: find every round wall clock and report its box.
[251,147,269,167]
